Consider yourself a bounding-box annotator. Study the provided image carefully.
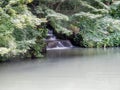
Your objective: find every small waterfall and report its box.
[46,29,73,50]
[46,30,56,40]
[57,42,64,47]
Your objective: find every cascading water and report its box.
[46,29,73,50]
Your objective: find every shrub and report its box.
[0,0,47,61]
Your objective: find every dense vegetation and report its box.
[0,0,120,61]
[32,0,120,47]
[0,0,47,61]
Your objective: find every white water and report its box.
[47,46,71,50]
[46,29,73,50]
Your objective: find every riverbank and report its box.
[1,0,120,61]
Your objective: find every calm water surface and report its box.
[0,48,120,90]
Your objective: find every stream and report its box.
[0,48,120,90]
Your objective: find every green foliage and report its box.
[33,0,120,48]
[1,0,120,61]
[37,6,73,35]
[35,0,109,15]
[48,12,72,35]
[71,12,120,47]
[110,1,120,18]
[0,48,10,61]
[0,0,47,61]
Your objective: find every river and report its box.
[0,48,120,90]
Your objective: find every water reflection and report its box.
[45,47,120,59]
[0,48,120,90]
